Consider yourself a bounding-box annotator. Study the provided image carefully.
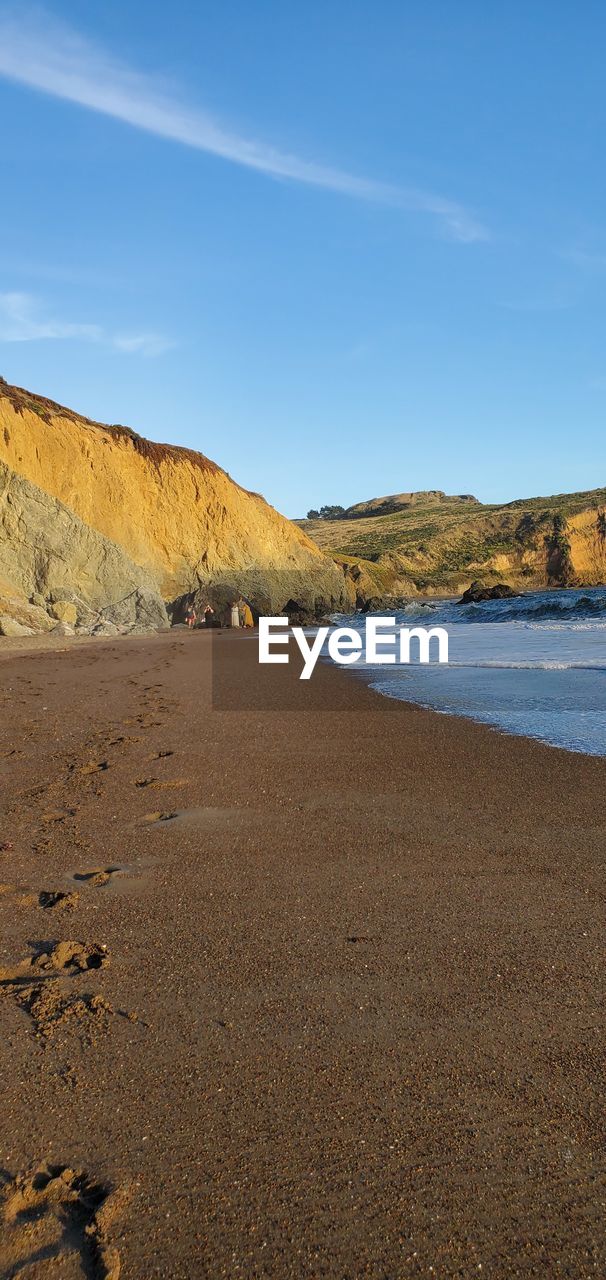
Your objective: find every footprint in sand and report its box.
[74,760,110,776]
[29,940,109,974]
[73,866,124,887]
[135,777,186,790]
[0,1162,124,1278]
[0,940,108,982]
[39,889,80,911]
[41,808,78,825]
[139,810,178,825]
[11,981,115,1041]
[0,943,111,1040]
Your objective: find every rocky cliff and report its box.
[300,486,606,600]
[0,378,349,632]
[0,460,169,635]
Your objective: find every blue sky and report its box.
[0,1,604,516]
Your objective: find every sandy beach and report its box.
[1,629,605,1278]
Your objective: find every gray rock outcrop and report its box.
[0,615,35,637]
[0,461,169,633]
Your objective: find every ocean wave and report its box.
[389,587,606,628]
[350,587,606,756]
[522,620,606,631]
[447,660,606,671]
[455,595,606,623]
[399,601,440,617]
[362,659,606,672]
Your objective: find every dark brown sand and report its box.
[0,629,604,1278]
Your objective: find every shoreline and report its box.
[1,630,605,1276]
[347,658,606,758]
[2,619,604,761]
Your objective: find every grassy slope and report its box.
[298,487,606,596]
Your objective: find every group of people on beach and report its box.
[184,598,254,630]
[231,598,254,628]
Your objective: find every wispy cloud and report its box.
[0,7,488,244]
[0,292,173,357]
[111,332,172,357]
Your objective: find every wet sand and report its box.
[0,629,605,1278]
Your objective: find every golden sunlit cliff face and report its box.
[0,380,347,608]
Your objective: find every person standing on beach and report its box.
[230,601,240,628]
[185,604,196,629]
[236,597,253,627]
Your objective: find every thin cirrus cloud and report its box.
[0,292,173,357]
[0,8,489,244]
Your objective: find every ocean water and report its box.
[335,587,606,757]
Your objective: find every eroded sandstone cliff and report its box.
[0,379,349,626]
[0,461,169,633]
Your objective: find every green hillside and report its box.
[298,487,606,599]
